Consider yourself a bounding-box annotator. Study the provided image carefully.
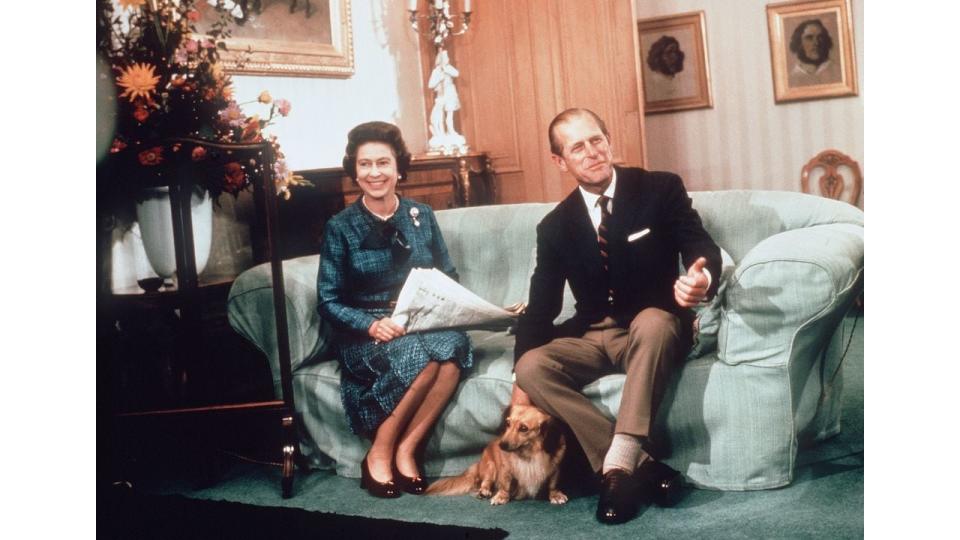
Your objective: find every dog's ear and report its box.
[541,415,565,455]
[497,405,513,434]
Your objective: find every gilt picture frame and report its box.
[636,11,713,115]
[199,0,354,78]
[766,0,857,103]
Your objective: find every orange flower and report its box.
[240,115,262,142]
[138,146,164,166]
[223,162,246,192]
[191,146,207,161]
[117,62,161,102]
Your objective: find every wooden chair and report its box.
[801,149,862,206]
[801,149,864,309]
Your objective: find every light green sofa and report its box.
[227,190,864,491]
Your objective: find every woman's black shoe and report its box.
[393,464,428,494]
[360,454,401,498]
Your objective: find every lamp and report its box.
[407,1,474,156]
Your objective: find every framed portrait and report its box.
[766,0,857,103]
[636,11,713,115]
[197,0,354,78]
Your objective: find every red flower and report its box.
[138,146,164,166]
[110,139,127,154]
[223,162,246,192]
[133,105,149,123]
[191,146,207,161]
[187,9,200,22]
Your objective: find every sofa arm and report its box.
[227,255,332,396]
[718,223,863,368]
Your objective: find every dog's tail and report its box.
[424,463,479,496]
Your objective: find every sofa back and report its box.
[434,190,864,309]
[434,203,554,310]
[689,190,864,262]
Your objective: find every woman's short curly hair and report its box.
[342,121,412,181]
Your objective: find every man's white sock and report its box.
[601,433,650,475]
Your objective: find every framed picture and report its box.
[766,0,857,103]
[198,0,354,78]
[636,11,713,115]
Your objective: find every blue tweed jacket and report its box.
[317,197,458,335]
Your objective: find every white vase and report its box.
[135,186,213,279]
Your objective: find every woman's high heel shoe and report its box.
[393,464,428,495]
[360,454,401,498]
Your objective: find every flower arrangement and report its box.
[97,0,308,224]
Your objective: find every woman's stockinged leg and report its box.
[366,361,440,482]
[395,361,462,477]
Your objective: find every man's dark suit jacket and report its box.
[514,167,722,362]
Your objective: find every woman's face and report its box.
[355,142,398,202]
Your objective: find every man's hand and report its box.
[510,383,532,406]
[368,317,406,343]
[674,256,710,308]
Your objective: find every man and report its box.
[512,108,721,524]
[788,18,841,86]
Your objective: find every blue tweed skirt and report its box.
[337,324,473,437]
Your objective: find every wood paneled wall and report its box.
[421,0,647,204]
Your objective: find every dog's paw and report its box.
[477,487,493,499]
[490,491,510,505]
[549,490,569,505]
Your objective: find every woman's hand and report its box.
[368,317,406,343]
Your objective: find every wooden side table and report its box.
[99,139,300,498]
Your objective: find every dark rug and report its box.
[101,487,508,540]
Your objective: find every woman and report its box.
[318,121,472,498]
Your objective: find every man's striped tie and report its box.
[597,195,613,304]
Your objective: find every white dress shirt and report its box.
[577,169,712,291]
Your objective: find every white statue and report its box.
[427,48,467,154]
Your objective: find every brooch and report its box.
[409,206,420,227]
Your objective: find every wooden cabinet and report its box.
[340,152,496,210]
[425,0,647,204]
[274,152,496,260]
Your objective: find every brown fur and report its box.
[425,405,568,505]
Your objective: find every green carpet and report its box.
[109,314,863,539]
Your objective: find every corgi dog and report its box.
[426,404,568,505]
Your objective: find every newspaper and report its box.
[390,268,523,332]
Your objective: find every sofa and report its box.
[227,190,864,491]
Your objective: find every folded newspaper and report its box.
[391,268,523,332]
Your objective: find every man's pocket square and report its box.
[627,228,651,242]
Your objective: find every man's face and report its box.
[800,23,827,63]
[551,114,614,194]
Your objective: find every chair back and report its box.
[801,149,862,206]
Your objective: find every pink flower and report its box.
[187,9,200,22]
[172,46,188,65]
[274,159,291,180]
[185,39,198,53]
[191,146,207,161]
[218,101,245,127]
[275,99,291,117]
